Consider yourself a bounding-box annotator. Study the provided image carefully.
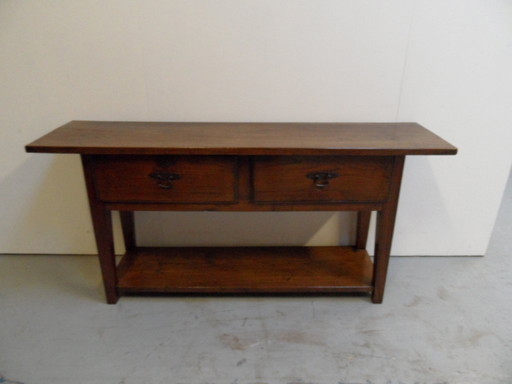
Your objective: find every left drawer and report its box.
[91,155,237,203]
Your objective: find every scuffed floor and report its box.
[0,174,511,384]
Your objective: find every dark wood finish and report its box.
[356,211,372,250]
[26,122,457,304]
[372,156,405,303]
[252,156,393,203]
[81,156,119,304]
[236,156,252,202]
[119,211,136,251]
[105,201,385,212]
[26,121,457,156]
[117,246,373,293]
[91,155,237,203]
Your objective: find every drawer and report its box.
[252,156,394,203]
[93,156,237,203]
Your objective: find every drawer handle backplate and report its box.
[149,172,181,189]
[307,172,339,189]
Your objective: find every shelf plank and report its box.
[117,246,373,294]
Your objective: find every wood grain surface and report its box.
[26,121,457,156]
[252,156,393,203]
[92,155,237,203]
[117,246,374,294]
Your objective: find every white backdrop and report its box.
[1,0,511,256]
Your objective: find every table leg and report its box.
[371,207,397,303]
[371,156,405,304]
[90,206,118,304]
[355,211,371,249]
[82,155,119,304]
[120,211,136,251]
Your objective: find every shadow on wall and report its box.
[395,156,458,255]
[135,211,358,248]
[1,154,359,254]
[2,154,457,255]
[0,154,97,254]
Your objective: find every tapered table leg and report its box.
[120,211,136,251]
[372,207,397,303]
[356,211,371,250]
[82,155,119,304]
[371,156,405,304]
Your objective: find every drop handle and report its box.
[149,172,181,189]
[307,172,339,189]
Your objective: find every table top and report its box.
[26,121,457,156]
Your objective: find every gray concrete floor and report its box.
[1,172,511,384]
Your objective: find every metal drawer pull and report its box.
[149,172,181,189]
[307,172,339,188]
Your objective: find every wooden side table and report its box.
[26,121,457,304]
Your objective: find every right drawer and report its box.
[252,156,394,203]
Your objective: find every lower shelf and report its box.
[116,246,374,294]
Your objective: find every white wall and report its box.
[1,0,511,256]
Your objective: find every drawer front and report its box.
[252,156,394,203]
[93,156,237,203]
